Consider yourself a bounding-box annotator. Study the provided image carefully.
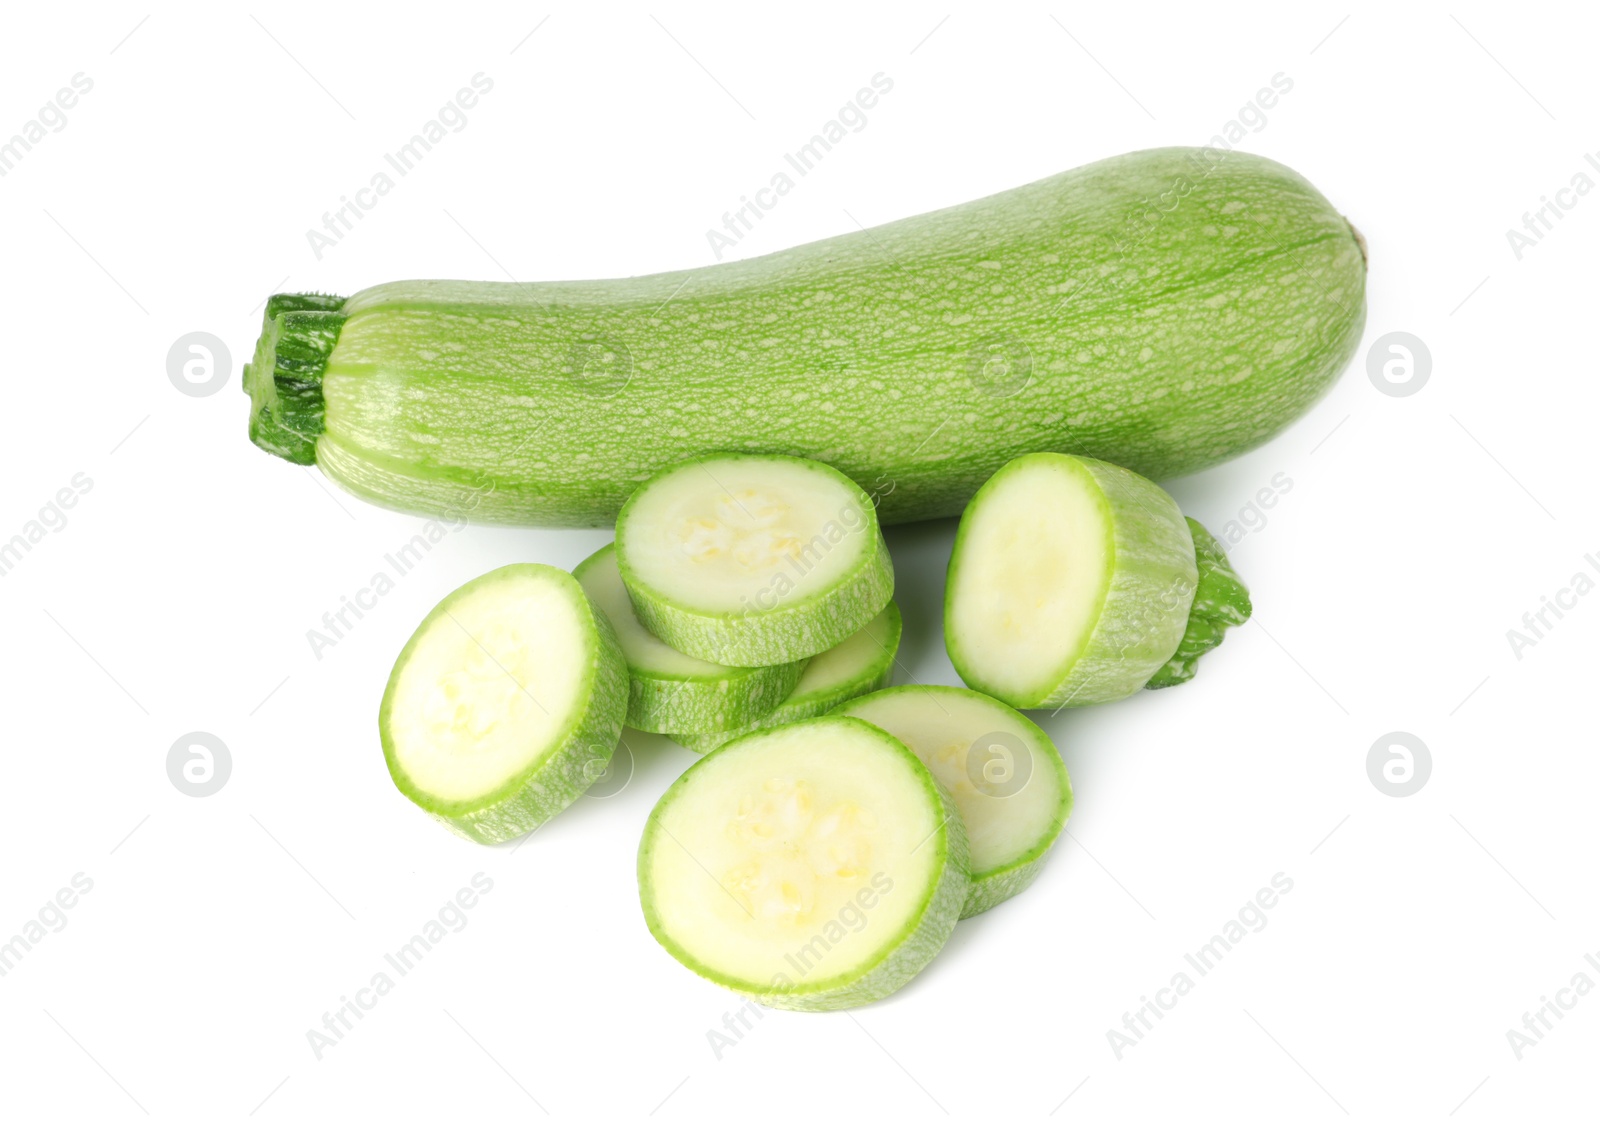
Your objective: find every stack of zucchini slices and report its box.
[379,450,1250,1010]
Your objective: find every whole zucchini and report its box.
[244,147,1366,526]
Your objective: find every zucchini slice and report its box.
[615,454,894,666]
[834,686,1071,917]
[573,543,803,734]
[638,716,968,1011]
[379,563,628,844]
[671,601,902,756]
[944,452,1202,708]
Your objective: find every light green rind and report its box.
[671,602,902,755]
[833,684,1072,918]
[668,734,722,757]
[946,453,1197,709]
[623,665,801,735]
[616,455,895,666]
[379,564,629,845]
[256,148,1365,527]
[960,856,1050,919]
[573,544,803,733]
[637,716,970,1012]
[670,733,726,758]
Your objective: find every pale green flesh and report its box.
[946,453,1196,708]
[835,686,1071,918]
[311,149,1367,527]
[573,544,802,733]
[575,544,729,677]
[787,602,900,700]
[638,716,968,1011]
[616,454,894,667]
[379,564,628,844]
[617,457,868,614]
[671,602,902,755]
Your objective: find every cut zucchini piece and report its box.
[380,563,628,844]
[671,601,902,755]
[834,686,1071,917]
[573,543,804,734]
[1145,518,1253,689]
[638,716,968,1011]
[616,453,894,666]
[944,452,1200,708]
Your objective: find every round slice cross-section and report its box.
[616,454,894,666]
[380,563,628,844]
[638,716,968,1011]
[944,452,1197,708]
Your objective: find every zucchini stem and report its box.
[244,293,348,465]
[1146,518,1253,689]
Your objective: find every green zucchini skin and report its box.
[246,148,1366,526]
[611,650,800,735]
[672,601,902,755]
[571,544,804,734]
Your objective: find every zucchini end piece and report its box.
[244,292,348,465]
[1146,518,1253,690]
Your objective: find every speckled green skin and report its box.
[572,545,803,734]
[672,601,902,755]
[638,716,970,1012]
[616,455,895,667]
[1146,519,1253,689]
[245,148,1366,526]
[621,662,802,735]
[379,564,629,845]
[946,453,1198,709]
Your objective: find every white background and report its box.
[1,2,1594,1127]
